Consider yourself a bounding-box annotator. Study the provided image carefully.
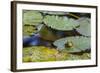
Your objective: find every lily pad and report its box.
[23,25,37,36]
[42,11,68,15]
[23,46,69,62]
[43,15,79,30]
[53,36,91,52]
[76,17,91,37]
[23,10,43,25]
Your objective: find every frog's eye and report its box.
[65,41,73,48]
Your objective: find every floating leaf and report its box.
[76,18,91,36]
[67,54,82,60]
[23,10,43,25]
[23,25,37,36]
[23,46,68,62]
[39,25,59,41]
[42,11,69,15]
[36,24,44,31]
[30,47,58,62]
[23,56,32,62]
[23,46,91,62]
[53,36,91,52]
[67,53,91,60]
[81,53,91,59]
[43,15,79,30]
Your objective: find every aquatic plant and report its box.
[67,53,91,60]
[23,25,37,36]
[23,56,32,62]
[23,46,91,62]
[23,11,43,25]
[42,11,68,15]
[43,15,79,30]
[39,25,60,41]
[53,36,90,53]
[23,46,68,62]
[23,10,91,62]
[76,18,91,37]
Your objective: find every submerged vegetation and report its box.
[23,46,90,62]
[23,10,91,62]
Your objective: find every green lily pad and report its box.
[23,10,43,25]
[43,15,79,30]
[42,11,68,15]
[76,18,91,37]
[23,46,69,62]
[23,25,37,36]
[53,36,91,52]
